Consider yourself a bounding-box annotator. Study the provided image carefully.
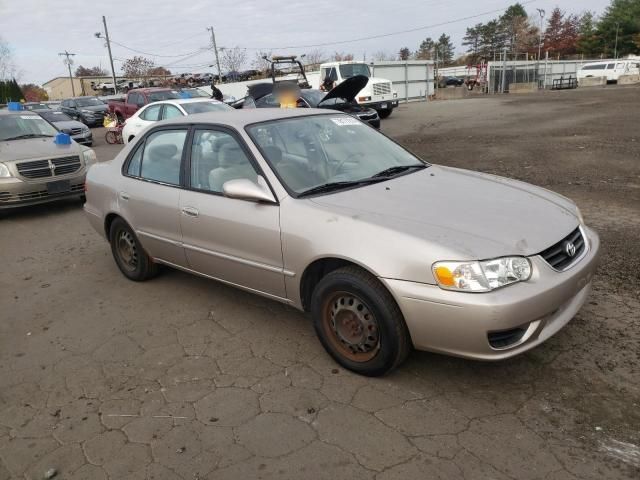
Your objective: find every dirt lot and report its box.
[1,86,639,479]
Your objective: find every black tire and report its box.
[109,217,158,281]
[310,266,412,376]
[377,108,392,119]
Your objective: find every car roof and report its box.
[158,108,334,129]
[0,109,41,116]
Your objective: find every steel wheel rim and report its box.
[116,230,138,272]
[322,292,380,363]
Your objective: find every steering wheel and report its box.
[332,152,365,177]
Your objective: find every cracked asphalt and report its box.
[1,85,639,479]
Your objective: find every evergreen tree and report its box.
[596,0,640,57]
[416,38,436,60]
[436,34,455,65]
[577,12,602,56]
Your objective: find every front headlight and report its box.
[0,162,12,178]
[82,149,97,167]
[433,257,532,292]
[575,206,584,225]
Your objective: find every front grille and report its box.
[358,112,378,121]
[16,156,82,180]
[488,327,527,349]
[538,227,585,271]
[16,159,51,179]
[373,82,392,95]
[0,183,83,203]
[70,128,83,135]
[52,156,82,176]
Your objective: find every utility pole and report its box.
[58,50,76,97]
[207,26,222,84]
[536,8,545,61]
[614,22,620,59]
[95,16,118,94]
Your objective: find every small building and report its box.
[43,76,117,100]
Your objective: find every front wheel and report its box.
[377,108,393,119]
[109,218,158,281]
[311,266,412,376]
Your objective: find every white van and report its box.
[577,60,640,83]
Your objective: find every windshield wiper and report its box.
[370,164,427,179]
[3,134,54,141]
[298,178,384,197]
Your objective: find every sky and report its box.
[1,0,611,85]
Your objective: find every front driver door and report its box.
[179,128,286,298]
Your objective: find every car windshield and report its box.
[181,89,210,98]
[24,103,49,110]
[181,101,232,114]
[39,111,73,122]
[148,91,182,102]
[0,114,58,141]
[247,114,427,195]
[339,64,371,79]
[300,90,327,107]
[75,97,104,107]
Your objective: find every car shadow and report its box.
[0,198,84,221]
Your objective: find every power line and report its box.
[109,39,209,58]
[236,1,537,50]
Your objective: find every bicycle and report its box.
[104,113,124,145]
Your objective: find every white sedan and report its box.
[122,99,232,144]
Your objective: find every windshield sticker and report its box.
[331,117,362,126]
[20,116,40,120]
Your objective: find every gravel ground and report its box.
[1,86,639,479]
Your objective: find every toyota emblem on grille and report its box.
[565,241,577,257]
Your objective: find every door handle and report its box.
[181,206,199,217]
[119,192,130,201]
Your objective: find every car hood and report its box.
[52,120,87,131]
[310,166,579,260]
[0,137,85,162]
[320,75,369,104]
[77,104,108,113]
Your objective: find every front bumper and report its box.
[72,132,93,145]
[382,226,600,360]
[0,176,85,210]
[364,99,399,110]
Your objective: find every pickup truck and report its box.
[107,88,181,121]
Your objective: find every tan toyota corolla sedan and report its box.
[85,109,600,376]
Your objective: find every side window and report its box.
[329,68,338,82]
[127,143,144,176]
[163,105,183,119]
[190,129,258,193]
[140,104,162,121]
[255,94,280,108]
[320,68,328,79]
[139,129,187,185]
[606,63,615,69]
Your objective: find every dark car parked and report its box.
[439,76,465,88]
[35,109,93,145]
[60,97,108,127]
[236,76,380,129]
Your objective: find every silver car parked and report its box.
[84,109,600,376]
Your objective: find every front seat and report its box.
[208,143,257,191]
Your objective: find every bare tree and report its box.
[121,56,155,79]
[304,49,327,68]
[221,47,247,74]
[0,36,16,80]
[252,51,273,74]
[332,52,354,61]
[372,50,393,61]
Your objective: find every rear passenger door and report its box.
[119,128,189,266]
[179,128,285,298]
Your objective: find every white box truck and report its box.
[310,61,399,118]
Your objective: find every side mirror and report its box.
[222,176,276,203]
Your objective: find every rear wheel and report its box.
[377,108,393,119]
[109,218,158,281]
[311,266,412,376]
